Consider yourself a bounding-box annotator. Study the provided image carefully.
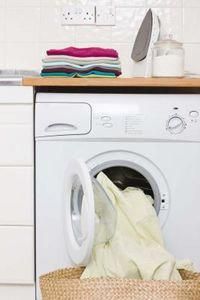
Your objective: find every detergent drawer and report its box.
[35,101,92,138]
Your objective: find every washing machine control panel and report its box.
[91,94,200,141]
[35,93,200,142]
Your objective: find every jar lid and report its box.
[154,39,183,48]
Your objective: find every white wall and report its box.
[0,0,199,77]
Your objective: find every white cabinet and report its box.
[0,86,35,299]
[0,104,33,123]
[0,125,33,164]
[0,227,34,284]
[0,86,33,104]
[0,285,35,300]
[0,104,33,165]
[0,167,33,225]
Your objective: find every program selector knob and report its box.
[166,115,186,134]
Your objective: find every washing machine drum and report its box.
[64,159,117,266]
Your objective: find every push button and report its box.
[103,123,113,128]
[101,116,111,122]
[189,111,199,118]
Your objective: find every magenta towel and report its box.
[47,46,118,58]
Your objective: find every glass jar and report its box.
[152,38,185,78]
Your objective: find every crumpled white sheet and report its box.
[81,172,182,280]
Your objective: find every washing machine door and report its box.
[64,158,116,266]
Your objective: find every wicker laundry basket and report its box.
[40,267,200,300]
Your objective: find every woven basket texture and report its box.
[40,267,200,300]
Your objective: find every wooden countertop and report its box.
[22,77,200,88]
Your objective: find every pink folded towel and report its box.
[47,46,118,58]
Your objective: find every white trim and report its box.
[63,159,95,265]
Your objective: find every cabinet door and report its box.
[0,227,34,284]
[0,105,32,124]
[0,125,33,165]
[0,105,33,165]
[0,86,33,104]
[0,285,35,300]
[0,167,33,225]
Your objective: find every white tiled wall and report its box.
[0,0,199,77]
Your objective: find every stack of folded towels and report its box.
[41,46,121,78]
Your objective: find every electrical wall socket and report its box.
[96,6,116,26]
[61,5,95,25]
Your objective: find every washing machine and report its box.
[35,92,200,298]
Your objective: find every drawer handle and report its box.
[45,123,77,132]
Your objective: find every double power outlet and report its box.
[61,5,115,26]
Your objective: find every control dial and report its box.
[167,115,186,134]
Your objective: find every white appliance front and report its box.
[36,142,200,273]
[36,93,200,299]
